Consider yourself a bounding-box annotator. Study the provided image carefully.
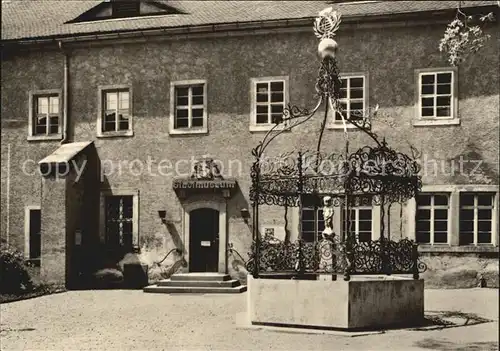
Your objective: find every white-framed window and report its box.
[28,89,62,141]
[169,80,208,135]
[342,205,373,243]
[414,68,459,126]
[459,193,495,245]
[97,85,133,137]
[415,193,450,244]
[24,206,41,265]
[301,207,325,243]
[250,76,288,132]
[331,74,367,129]
[100,189,139,251]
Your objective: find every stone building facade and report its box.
[1,1,498,288]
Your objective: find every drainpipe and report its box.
[58,41,69,144]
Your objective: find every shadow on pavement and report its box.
[414,339,497,351]
[411,310,492,331]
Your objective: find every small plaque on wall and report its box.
[200,241,211,247]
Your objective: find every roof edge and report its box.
[2,4,498,45]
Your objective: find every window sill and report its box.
[169,127,208,136]
[249,123,288,133]
[97,130,134,138]
[418,244,498,253]
[27,134,62,142]
[413,118,460,127]
[327,123,364,130]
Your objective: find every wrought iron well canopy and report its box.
[247,7,426,280]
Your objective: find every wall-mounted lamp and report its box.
[240,208,250,224]
[158,210,167,224]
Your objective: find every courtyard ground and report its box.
[0,288,498,350]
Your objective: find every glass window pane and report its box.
[358,209,371,220]
[478,194,493,206]
[358,220,371,232]
[436,96,451,107]
[192,109,203,118]
[416,220,430,232]
[417,195,432,206]
[459,232,473,245]
[416,232,430,243]
[256,93,268,103]
[106,92,118,110]
[350,77,363,88]
[192,117,204,127]
[459,220,473,232]
[192,96,204,105]
[256,83,268,94]
[478,232,492,244]
[437,72,452,84]
[174,117,188,128]
[434,220,447,232]
[38,97,48,114]
[176,87,189,97]
[271,92,284,102]
[421,97,434,107]
[302,209,315,221]
[176,109,188,118]
[118,115,129,131]
[460,194,475,206]
[302,221,314,232]
[434,209,448,220]
[49,96,59,114]
[460,209,474,220]
[434,194,449,206]
[119,92,129,110]
[421,84,434,95]
[421,74,435,84]
[416,209,431,220]
[436,107,451,117]
[350,88,363,99]
[340,79,348,88]
[434,232,448,243]
[478,220,492,232]
[256,105,268,114]
[478,209,492,220]
[256,114,269,124]
[271,104,283,114]
[270,81,284,92]
[191,85,204,96]
[421,107,434,117]
[176,97,189,106]
[436,84,451,94]
[339,88,348,99]
[350,102,364,111]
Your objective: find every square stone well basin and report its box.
[247,275,424,330]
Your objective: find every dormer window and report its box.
[111,1,140,18]
[67,0,185,24]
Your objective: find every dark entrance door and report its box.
[189,208,219,272]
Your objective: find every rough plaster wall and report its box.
[1,23,498,284]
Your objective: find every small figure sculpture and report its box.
[322,195,334,240]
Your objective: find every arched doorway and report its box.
[189,208,219,272]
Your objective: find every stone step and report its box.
[143,285,247,294]
[170,273,231,282]
[157,279,241,288]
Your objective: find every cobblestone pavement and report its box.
[0,288,497,350]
